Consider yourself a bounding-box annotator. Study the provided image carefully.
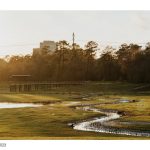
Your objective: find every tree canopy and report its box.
[0,41,150,83]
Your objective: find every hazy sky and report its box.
[0,11,150,57]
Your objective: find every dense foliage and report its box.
[1,40,150,83]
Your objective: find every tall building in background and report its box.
[33,40,57,55]
[40,41,56,51]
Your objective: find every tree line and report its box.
[0,40,150,83]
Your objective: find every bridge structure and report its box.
[9,81,86,92]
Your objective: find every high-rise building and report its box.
[40,41,56,51]
[33,40,56,55]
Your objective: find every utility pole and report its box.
[72,32,75,50]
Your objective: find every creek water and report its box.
[0,102,42,109]
[73,101,150,137]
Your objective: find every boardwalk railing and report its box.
[9,81,86,92]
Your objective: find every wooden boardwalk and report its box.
[9,81,86,92]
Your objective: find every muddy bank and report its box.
[33,100,61,105]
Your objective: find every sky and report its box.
[0,11,150,57]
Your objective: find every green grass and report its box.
[0,81,149,139]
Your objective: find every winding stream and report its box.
[73,100,150,137]
[0,100,149,137]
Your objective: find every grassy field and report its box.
[0,81,149,139]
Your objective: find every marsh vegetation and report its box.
[0,82,149,139]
